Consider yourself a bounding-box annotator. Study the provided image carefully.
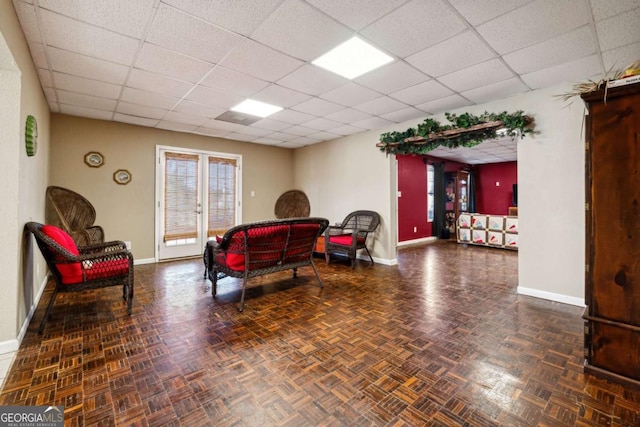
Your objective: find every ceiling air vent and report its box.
[214,110,262,125]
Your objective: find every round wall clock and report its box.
[25,115,37,156]
[113,169,132,185]
[84,152,104,167]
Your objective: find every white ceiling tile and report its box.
[116,101,169,120]
[48,102,60,113]
[325,108,373,124]
[291,98,345,116]
[521,54,603,89]
[415,94,473,114]
[461,78,529,104]
[126,68,193,98]
[438,59,515,92]
[47,47,129,84]
[380,107,426,123]
[162,111,208,126]
[596,8,640,51]
[43,87,57,103]
[320,83,381,107]
[277,65,349,96]
[351,116,394,130]
[602,41,640,73]
[112,114,158,127]
[27,41,48,69]
[226,132,260,142]
[135,43,214,83]
[231,126,274,137]
[308,131,341,141]
[406,31,496,78]
[193,127,231,138]
[287,136,321,146]
[146,4,243,64]
[39,9,139,65]
[252,84,312,108]
[264,131,297,141]
[355,61,429,94]
[590,0,640,21]
[53,72,121,99]
[251,0,352,61]
[251,137,284,145]
[13,1,41,42]
[250,118,293,132]
[306,0,408,30]
[476,0,591,54]
[57,89,117,111]
[301,117,345,131]
[503,26,597,74]
[201,118,246,132]
[389,80,453,105]
[269,109,317,125]
[361,0,467,57]
[38,69,53,87]
[354,96,407,115]
[185,86,244,110]
[38,0,157,38]
[330,124,366,136]
[171,100,225,118]
[156,121,198,133]
[281,125,317,136]
[447,0,532,26]
[277,141,304,148]
[121,87,180,110]
[200,66,270,97]
[220,39,304,82]
[162,0,283,36]
[59,103,113,120]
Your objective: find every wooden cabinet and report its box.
[582,83,640,388]
[444,170,470,237]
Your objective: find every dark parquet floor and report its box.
[1,241,639,426]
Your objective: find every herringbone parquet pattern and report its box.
[1,241,639,426]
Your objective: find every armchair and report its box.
[46,186,104,245]
[324,210,381,268]
[26,222,133,333]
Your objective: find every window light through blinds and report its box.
[208,156,237,237]
[164,152,199,241]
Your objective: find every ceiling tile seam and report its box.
[440,0,531,91]
[583,0,606,75]
[31,1,57,107]
[112,1,163,122]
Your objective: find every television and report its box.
[512,184,518,207]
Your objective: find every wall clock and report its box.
[113,169,132,185]
[84,152,104,167]
[25,115,37,156]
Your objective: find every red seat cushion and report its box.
[41,225,82,282]
[328,234,365,246]
[217,225,291,271]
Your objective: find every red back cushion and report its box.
[41,225,82,282]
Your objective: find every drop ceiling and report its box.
[11,0,640,164]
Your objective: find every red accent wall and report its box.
[474,161,517,215]
[397,155,431,241]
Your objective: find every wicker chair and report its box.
[45,186,104,245]
[325,210,381,268]
[26,222,133,333]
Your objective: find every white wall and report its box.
[294,84,586,305]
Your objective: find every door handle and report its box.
[195,210,202,214]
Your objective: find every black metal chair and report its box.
[26,222,133,333]
[324,210,381,268]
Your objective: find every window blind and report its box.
[208,156,237,237]
[164,152,199,241]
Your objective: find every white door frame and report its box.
[155,145,242,261]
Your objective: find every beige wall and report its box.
[50,114,295,260]
[0,2,51,347]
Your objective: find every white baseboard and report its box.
[397,236,438,247]
[517,286,585,307]
[371,256,397,266]
[134,258,156,265]
[0,339,19,355]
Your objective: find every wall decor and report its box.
[84,152,104,168]
[25,115,38,156]
[113,169,132,185]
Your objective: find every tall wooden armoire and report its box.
[582,82,640,388]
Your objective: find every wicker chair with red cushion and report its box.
[45,186,105,246]
[26,221,133,332]
[324,210,381,268]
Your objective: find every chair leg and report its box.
[210,269,218,296]
[325,251,330,265]
[127,283,134,315]
[39,287,59,334]
[364,246,374,265]
[238,271,249,312]
[311,262,323,288]
[292,267,297,278]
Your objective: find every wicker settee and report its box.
[204,217,329,311]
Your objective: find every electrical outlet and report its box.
[413,226,417,233]
[250,191,255,197]
[496,181,500,186]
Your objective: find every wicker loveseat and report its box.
[204,217,329,311]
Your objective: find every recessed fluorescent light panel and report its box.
[231,99,283,118]
[312,37,393,79]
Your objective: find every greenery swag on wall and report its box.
[376,111,534,156]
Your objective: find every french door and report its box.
[156,146,241,260]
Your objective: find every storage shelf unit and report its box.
[457,213,518,250]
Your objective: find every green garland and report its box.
[378,111,533,155]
